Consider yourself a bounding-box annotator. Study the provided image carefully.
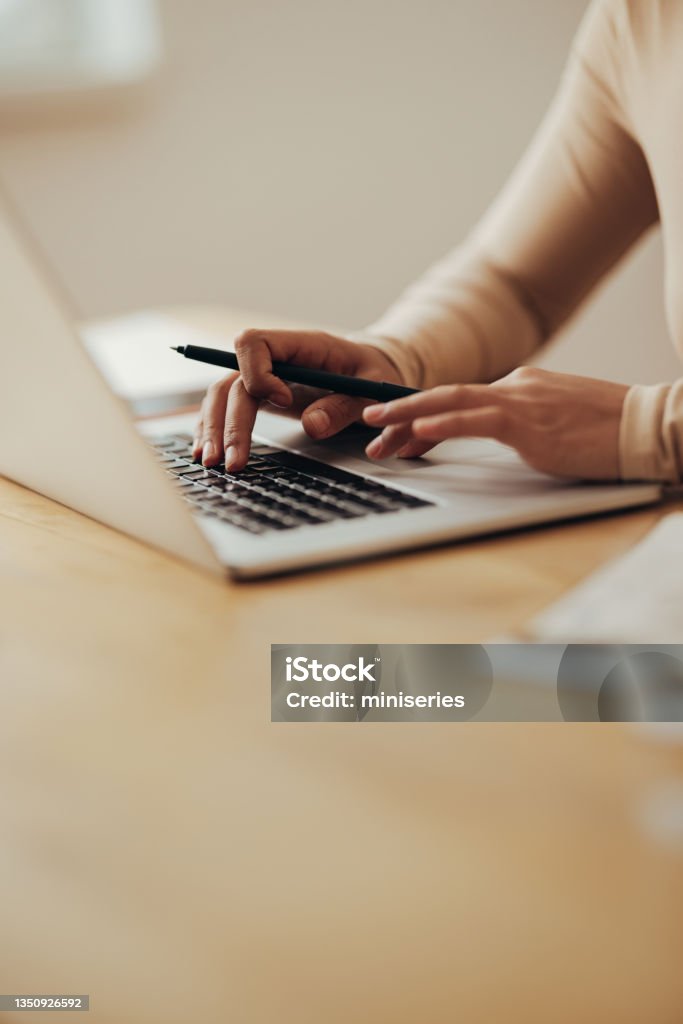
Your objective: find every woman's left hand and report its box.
[362,367,629,480]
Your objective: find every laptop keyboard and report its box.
[152,434,434,536]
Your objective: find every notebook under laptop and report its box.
[0,188,662,579]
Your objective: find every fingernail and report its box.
[270,391,292,409]
[366,436,383,458]
[363,405,384,423]
[307,410,330,436]
[224,445,238,469]
[202,440,215,464]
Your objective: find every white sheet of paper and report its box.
[527,513,683,642]
[81,312,227,400]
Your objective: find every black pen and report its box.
[170,344,419,402]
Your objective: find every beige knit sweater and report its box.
[354,0,683,482]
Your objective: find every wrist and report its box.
[358,343,406,385]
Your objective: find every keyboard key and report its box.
[304,507,338,522]
[205,478,238,492]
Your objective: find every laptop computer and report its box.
[0,189,662,579]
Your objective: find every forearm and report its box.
[350,244,544,389]
[352,0,658,392]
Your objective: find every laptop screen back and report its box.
[0,186,219,573]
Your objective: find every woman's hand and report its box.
[193,329,402,471]
[362,367,629,480]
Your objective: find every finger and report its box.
[412,407,513,444]
[234,331,294,408]
[224,377,259,471]
[362,384,498,427]
[365,422,415,459]
[238,328,360,374]
[200,375,236,465]
[287,384,329,415]
[192,412,204,461]
[302,393,370,439]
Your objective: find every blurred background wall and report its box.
[0,0,679,384]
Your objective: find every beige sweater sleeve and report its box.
[351,0,679,480]
[619,382,683,482]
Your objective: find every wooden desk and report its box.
[1,308,682,1023]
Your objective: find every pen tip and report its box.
[169,346,179,352]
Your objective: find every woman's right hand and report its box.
[192,328,403,471]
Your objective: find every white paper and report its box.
[81,312,227,400]
[527,513,683,642]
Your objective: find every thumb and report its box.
[302,393,372,439]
